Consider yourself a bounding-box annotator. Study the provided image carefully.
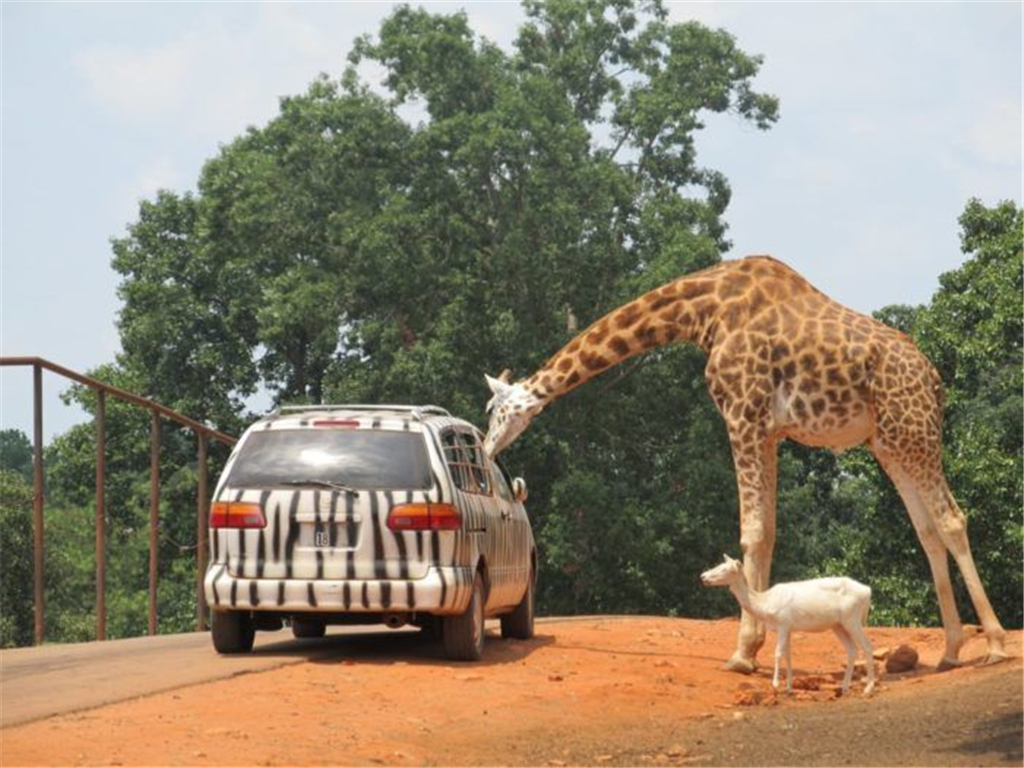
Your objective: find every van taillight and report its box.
[386,503,462,531]
[210,501,266,529]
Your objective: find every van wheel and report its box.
[292,619,326,639]
[443,573,485,661]
[501,568,535,640]
[211,610,255,654]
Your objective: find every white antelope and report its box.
[701,555,876,695]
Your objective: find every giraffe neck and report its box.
[523,273,724,403]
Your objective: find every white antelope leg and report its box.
[833,625,857,693]
[845,618,876,695]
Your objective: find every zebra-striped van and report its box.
[204,404,536,661]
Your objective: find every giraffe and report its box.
[482,255,1008,672]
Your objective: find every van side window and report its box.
[441,429,492,495]
[491,458,514,502]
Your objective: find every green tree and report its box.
[0,469,34,647]
[0,429,33,480]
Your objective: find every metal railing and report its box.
[0,356,237,644]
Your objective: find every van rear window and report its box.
[227,429,432,490]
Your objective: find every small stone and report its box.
[596,755,614,762]
[734,689,765,706]
[666,744,687,758]
[885,644,919,673]
[732,711,746,721]
[792,676,824,691]
[548,674,564,682]
[872,646,890,660]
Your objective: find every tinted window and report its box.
[492,458,514,502]
[228,429,432,490]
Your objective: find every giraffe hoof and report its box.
[980,651,1008,666]
[724,654,757,675]
[936,657,961,672]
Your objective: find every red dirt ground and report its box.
[1,617,1020,767]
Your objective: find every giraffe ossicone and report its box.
[483,255,1008,671]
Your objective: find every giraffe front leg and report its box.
[725,437,778,674]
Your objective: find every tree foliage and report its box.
[0,470,34,647]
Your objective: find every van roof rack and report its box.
[275,404,453,421]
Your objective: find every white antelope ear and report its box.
[486,373,512,397]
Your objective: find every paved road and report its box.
[0,616,611,730]
[0,625,416,728]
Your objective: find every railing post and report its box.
[95,390,106,641]
[148,409,160,636]
[32,364,45,645]
[1,357,238,645]
[196,432,209,631]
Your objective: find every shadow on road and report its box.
[251,625,555,669]
[948,710,1024,765]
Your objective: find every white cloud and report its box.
[72,5,364,140]
[966,98,1023,167]
[74,37,194,122]
[136,156,184,199]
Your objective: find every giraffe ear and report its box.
[486,373,512,397]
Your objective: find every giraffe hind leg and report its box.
[926,479,1007,664]
[874,443,1007,665]
[873,444,966,666]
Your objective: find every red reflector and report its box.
[387,503,462,532]
[210,501,266,529]
[312,420,360,428]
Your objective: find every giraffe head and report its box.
[700,554,744,587]
[482,370,545,457]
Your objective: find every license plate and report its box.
[298,522,359,549]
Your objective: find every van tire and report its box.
[501,568,535,640]
[443,573,485,661]
[211,610,255,654]
[292,619,326,639]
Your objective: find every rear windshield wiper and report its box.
[279,479,360,496]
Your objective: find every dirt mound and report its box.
[0,617,1020,767]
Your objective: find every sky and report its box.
[1,1,1021,442]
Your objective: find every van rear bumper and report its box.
[204,564,474,615]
